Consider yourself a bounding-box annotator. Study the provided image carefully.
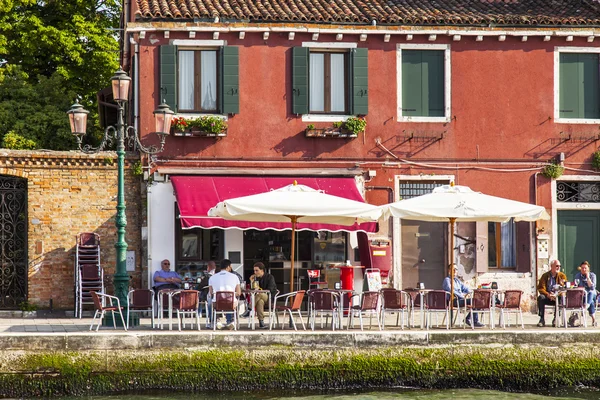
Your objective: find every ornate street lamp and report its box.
[67,67,173,324]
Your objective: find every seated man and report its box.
[249,262,278,329]
[442,264,483,328]
[537,259,567,327]
[208,263,241,330]
[573,260,597,326]
[197,261,216,324]
[153,259,181,291]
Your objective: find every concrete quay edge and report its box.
[0,329,598,351]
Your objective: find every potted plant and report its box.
[305,117,366,138]
[542,161,564,179]
[343,117,366,135]
[189,116,228,137]
[592,150,600,171]
[171,117,189,134]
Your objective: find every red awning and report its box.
[170,176,377,233]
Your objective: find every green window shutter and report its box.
[292,47,309,115]
[581,53,600,119]
[220,46,239,114]
[402,50,423,117]
[159,45,177,112]
[351,48,368,115]
[422,51,445,117]
[560,53,580,119]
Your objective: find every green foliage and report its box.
[306,123,315,130]
[103,157,114,166]
[0,0,120,149]
[18,301,37,312]
[131,160,143,176]
[0,66,78,150]
[332,121,342,128]
[188,116,228,134]
[344,116,367,134]
[542,161,564,179]
[2,131,37,150]
[592,150,600,171]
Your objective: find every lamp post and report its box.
[67,68,173,323]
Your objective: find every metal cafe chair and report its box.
[89,291,127,331]
[173,290,201,331]
[307,269,328,290]
[559,288,587,328]
[347,291,382,331]
[497,290,524,329]
[126,289,155,329]
[309,290,340,331]
[424,290,451,330]
[380,288,411,329]
[212,291,238,331]
[271,290,306,330]
[465,289,494,329]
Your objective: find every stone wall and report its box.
[0,150,144,310]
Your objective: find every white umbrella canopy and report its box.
[208,182,383,292]
[381,184,550,222]
[379,183,549,326]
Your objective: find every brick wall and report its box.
[0,150,144,310]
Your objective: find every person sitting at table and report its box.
[249,262,278,329]
[197,261,216,325]
[153,259,181,290]
[221,258,251,318]
[573,261,597,326]
[536,259,567,327]
[208,263,241,330]
[442,264,483,328]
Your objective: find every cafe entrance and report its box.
[242,229,348,295]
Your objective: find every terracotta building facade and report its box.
[123,0,600,308]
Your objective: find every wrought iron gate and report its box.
[0,176,27,308]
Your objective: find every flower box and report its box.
[305,128,357,138]
[172,128,227,138]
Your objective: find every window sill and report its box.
[398,115,450,123]
[555,117,600,125]
[175,113,228,121]
[305,128,357,138]
[302,114,352,123]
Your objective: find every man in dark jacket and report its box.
[250,262,278,329]
[537,259,567,327]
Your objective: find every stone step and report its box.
[0,310,37,318]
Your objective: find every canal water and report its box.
[65,387,600,399]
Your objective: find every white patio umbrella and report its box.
[380,183,550,323]
[208,181,383,292]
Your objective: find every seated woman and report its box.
[574,261,597,326]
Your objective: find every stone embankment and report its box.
[0,331,598,397]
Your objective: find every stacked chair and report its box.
[74,232,104,318]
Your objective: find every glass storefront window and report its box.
[314,231,347,266]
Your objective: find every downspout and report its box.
[365,186,395,285]
[533,171,540,300]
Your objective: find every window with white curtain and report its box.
[309,51,347,113]
[488,219,516,268]
[178,49,218,112]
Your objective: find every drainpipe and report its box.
[365,186,394,236]
[533,171,541,300]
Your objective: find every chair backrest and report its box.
[130,289,153,309]
[502,290,522,309]
[176,290,199,310]
[404,289,422,307]
[311,290,335,311]
[565,289,585,308]
[80,264,101,281]
[361,291,379,311]
[91,291,103,311]
[78,232,100,247]
[214,291,236,311]
[381,289,407,310]
[425,290,448,310]
[472,289,492,310]
[290,290,305,311]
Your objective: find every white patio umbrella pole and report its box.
[450,217,456,326]
[289,215,297,293]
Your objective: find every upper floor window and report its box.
[488,220,516,269]
[397,44,451,123]
[293,44,368,118]
[159,43,239,115]
[556,47,600,123]
[309,51,347,113]
[178,50,218,112]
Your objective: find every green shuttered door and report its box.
[559,53,600,119]
[159,45,177,112]
[351,48,368,115]
[402,50,444,117]
[221,46,239,114]
[292,47,309,115]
